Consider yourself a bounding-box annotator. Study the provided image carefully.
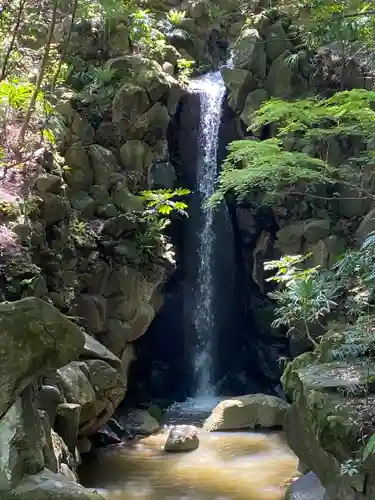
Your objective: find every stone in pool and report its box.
[203,394,289,431]
[164,425,199,452]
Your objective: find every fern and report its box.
[210,139,332,206]
[251,89,375,138]
[166,9,186,26]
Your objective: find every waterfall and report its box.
[189,72,225,397]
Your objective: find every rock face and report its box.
[281,329,375,500]
[203,394,289,431]
[0,298,85,420]
[164,425,199,452]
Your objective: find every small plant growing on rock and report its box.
[166,9,186,26]
[177,58,194,84]
[136,188,190,264]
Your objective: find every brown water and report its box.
[80,428,298,500]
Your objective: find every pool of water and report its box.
[80,400,298,500]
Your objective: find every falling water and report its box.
[189,72,225,397]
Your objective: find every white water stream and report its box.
[189,72,226,397]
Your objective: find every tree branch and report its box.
[0,0,27,82]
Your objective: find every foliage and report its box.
[177,58,194,84]
[277,0,375,54]
[265,254,338,346]
[267,231,375,351]
[166,9,186,26]
[140,188,190,217]
[213,89,375,207]
[211,138,331,206]
[252,89,375,140]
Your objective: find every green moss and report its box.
[281,351,317,398]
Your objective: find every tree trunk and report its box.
[0,0,27,82]
[18,0,58,143]
[50,0,78,91]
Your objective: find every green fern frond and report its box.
[210,139,331,206]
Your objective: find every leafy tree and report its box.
[212,89,375,207]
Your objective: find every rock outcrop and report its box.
[203,394,289,431]
[281,328,375,500]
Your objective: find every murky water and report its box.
[80,428,297,500]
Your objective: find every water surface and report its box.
[80,428,298,500]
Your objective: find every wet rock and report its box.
[164,425,199,452]
[102,214,135,239]
[285,472,325,500]
[11,469,105,500]
[91,424,122,448]
[203,394,289,431]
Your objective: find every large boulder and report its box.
[232,28,267,79]
[164,425,199,452]
[0,298,85,420]
[107,56,174,102]
[221,67,257,113]
[203,394,289,431]
[56,351,126,437]
[112,83,150,128]
[281,344,375,499]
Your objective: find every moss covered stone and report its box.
[0,298,84,420]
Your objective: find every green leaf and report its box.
[363,434,375,461]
